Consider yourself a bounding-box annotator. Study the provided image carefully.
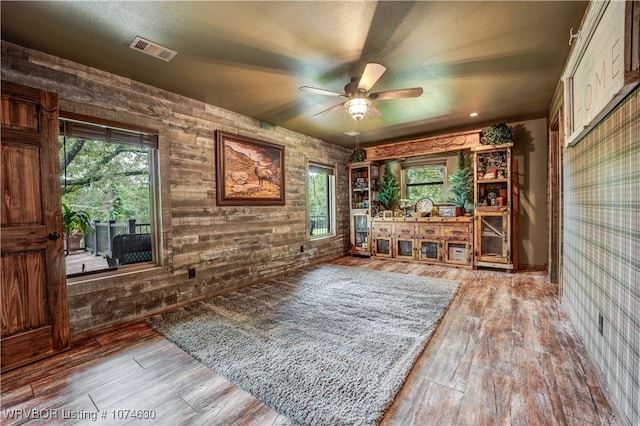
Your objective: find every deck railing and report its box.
[309,215,328,236]
[84,219,150,257]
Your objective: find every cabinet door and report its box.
[373,237,392,258]
[476,212,510,263]
[395,238,415,260]
[416,239,441,262]
[445,240,471,265]
[351,213,370,254]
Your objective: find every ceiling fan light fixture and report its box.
[345,98,371,120]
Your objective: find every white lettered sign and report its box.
[563,0,638,147]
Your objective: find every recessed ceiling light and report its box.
[469,112,479,117]
[344,130,360,136]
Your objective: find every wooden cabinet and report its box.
[370,218,473,267]
[472,144,514,269]
[348,161,380,255]
[371,220,392,258]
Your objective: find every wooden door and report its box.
[1,81,69,371]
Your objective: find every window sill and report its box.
[310,234,336,241]
[66,264,165,294]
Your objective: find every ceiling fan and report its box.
[299,63,423,120]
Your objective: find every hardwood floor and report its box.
[1,257,617,425]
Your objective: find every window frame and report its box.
[307,161,337,240]
[59,112,162,279]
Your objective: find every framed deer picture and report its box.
[215,131,285,206]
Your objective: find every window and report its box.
[308,162,336,238]
[402,162,446,205]
[59,116,159,277]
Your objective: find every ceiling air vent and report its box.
[129,36,177,62]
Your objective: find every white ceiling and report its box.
[0,1,588,147]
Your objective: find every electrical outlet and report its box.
[188,268,196,279]
[598,312,604,335]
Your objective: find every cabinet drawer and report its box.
[416,224,440,238]
[394,223,415,238]
[442,225,470,239]
[371,222,392,237]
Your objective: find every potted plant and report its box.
[447,151,474,215]
[377,162,400,211]
[62,203,92,255]
[481,122,513,145]
[350,148,366,163]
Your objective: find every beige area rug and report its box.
[148,264,460,425]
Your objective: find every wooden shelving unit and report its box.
[348,161,379,256]
[472,143,515,270]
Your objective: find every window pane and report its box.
[405,164,446,205]
[407,184,444,205]
[60,122,156,277]
[406,165,444,184]
[308,164,334,237]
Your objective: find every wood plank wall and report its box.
[0,41,351,339]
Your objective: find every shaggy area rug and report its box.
[148,265,460,425]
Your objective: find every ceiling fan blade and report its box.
[299,86,346,97]
[357,63,387,92]
[313,102,346,117]
[370,87,423,100]
[366,105,381,119]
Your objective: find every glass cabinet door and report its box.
[373,237,392,257]
[477,212,509,263]
[351,213,371,255]
[395,238,414,259]
[445,240,470,265]
[417,240,440,262]
[353,214,369,251]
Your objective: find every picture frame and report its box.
[215,130,285,206]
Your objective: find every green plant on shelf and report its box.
[481,123,513,145]
[448,150,473,208]
[377,162,400,211]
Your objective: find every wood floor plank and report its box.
[126,395,197,426]
[455,365,512,425]
[381,378,464,426]
[0,257,618,425]
[510,347,566,426]
[99,360,205,415]
[178,373,239,413]
[422,314,480,392]
[29,350,149,398]
[184,387,263,425]
[0,384,33,408]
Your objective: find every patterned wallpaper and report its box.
[562,87,639,426]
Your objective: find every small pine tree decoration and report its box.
[377,162,400,210]
[447,151,474,208]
